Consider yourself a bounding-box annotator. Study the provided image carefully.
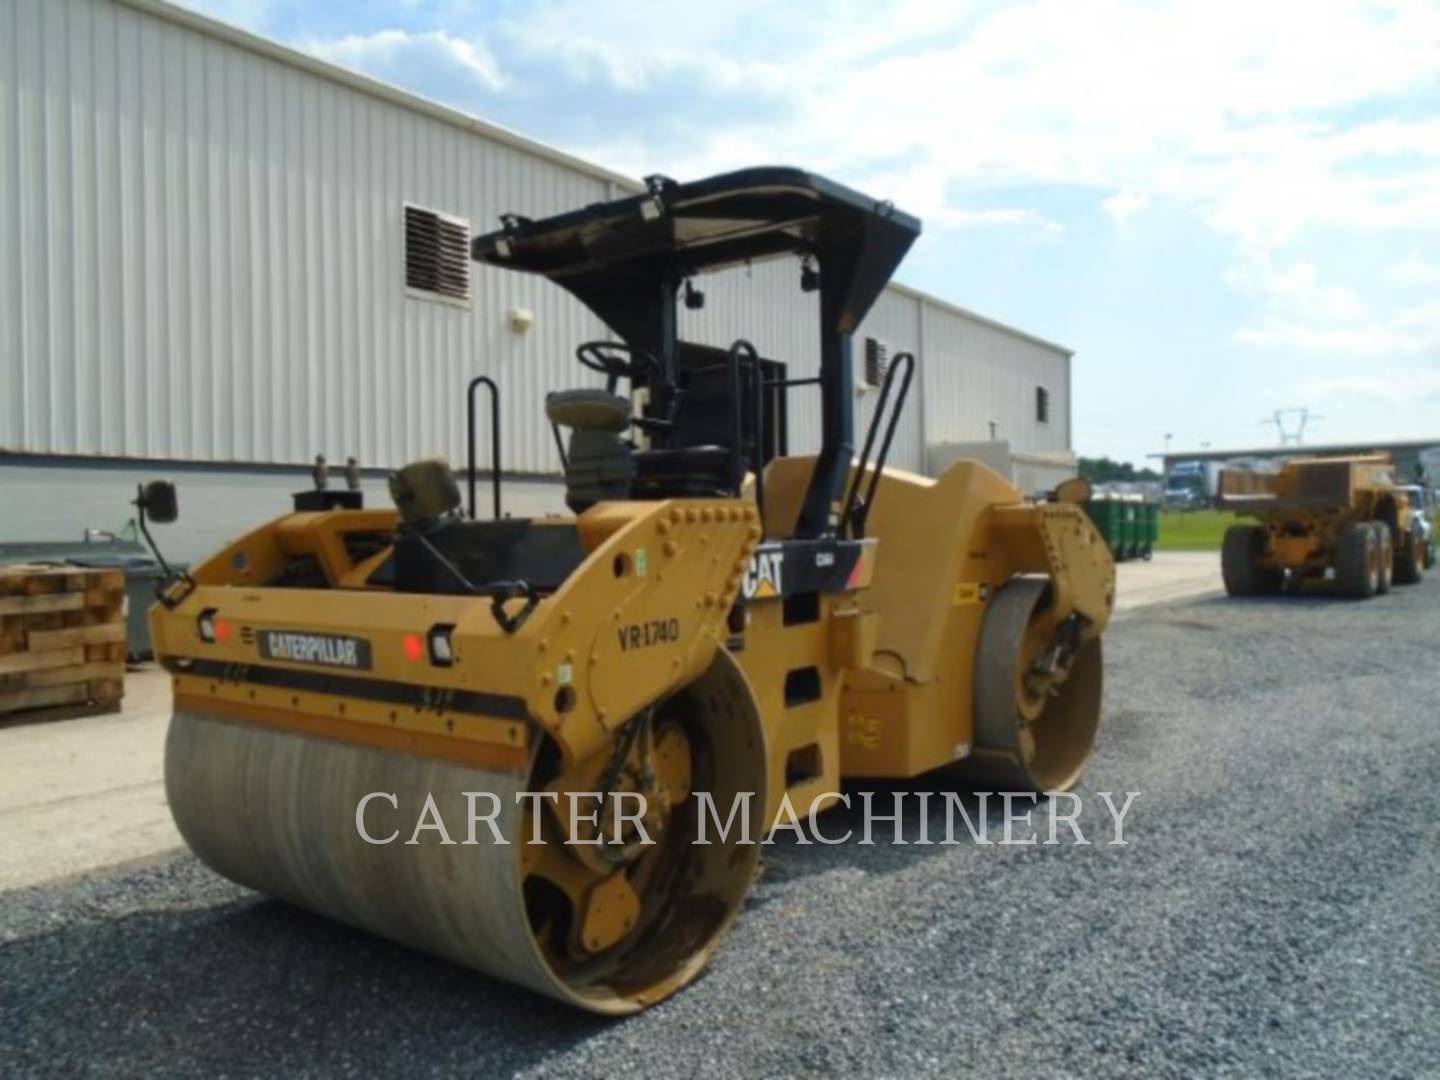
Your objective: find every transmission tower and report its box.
[1261,408,1322,447]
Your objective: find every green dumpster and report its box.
[1082,498,1126,560]
[1082,497,1157,562]
[1136,502,1159,560]
[1121,502,1139,559]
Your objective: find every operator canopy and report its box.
[474,167,921,539]
[471,167,921,348]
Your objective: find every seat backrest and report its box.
[562,428,635,512]
[670,365,755,454]
[543,389,635,511]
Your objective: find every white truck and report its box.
[1164,460,1224,509]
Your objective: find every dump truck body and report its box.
[1218,455,1426,598]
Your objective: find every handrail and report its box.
[839,351,915,538]
[725,340,766,528]
[466,375,502,519]
[727,344,746,493]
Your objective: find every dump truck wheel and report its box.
[165,648,766,1015]
[1394,525,1424,585]
[1222,525,1280,597]
[955,577,1102,794]
[1335,521,1378,599]
[1372,522,1394,594]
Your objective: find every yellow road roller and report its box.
[148,168,1115,1014]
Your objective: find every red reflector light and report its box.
[402,634,424,662]
[213,618,232,644]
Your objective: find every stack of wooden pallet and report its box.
[0,565,127,722]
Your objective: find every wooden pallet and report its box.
[0,564,127,722]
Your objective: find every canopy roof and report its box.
[471,167,921,345]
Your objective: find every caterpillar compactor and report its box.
[151,169,1115,1014]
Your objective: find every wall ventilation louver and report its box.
[863,337,888,388]
[405,204,471,304]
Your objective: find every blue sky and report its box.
[188,0,1440,466]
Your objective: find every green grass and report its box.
[1155,508,1238,552]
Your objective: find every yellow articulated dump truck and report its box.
[1218,454,1427,599]
[144,169,1116,1014]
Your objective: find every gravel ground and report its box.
[3,579,1439,1078]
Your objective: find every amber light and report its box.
[402,634,425,662]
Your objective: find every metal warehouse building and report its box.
[1,0,1076,561]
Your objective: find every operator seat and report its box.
[633,363,745,498]
[546,388,635,512]
[632,446,736,498]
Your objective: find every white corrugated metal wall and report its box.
[0,0,620,474]
[850,288,925,471]
[1,0,1071,484]
[915,297,1072,454]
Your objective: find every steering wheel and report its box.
[576,342,652,388]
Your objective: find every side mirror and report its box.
[138,480,179,524]
[132,480,190,603]
[1053,476,1092,505]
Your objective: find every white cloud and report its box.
[1228,249,1440,354]
[1387,258,1440,288]
[937,207,1063,234]
[1238,299,1440,356]
[1103,189,1150,226]
[1292,366,1440,408]
[507,34,785,97]
[747,0,1440,252]
[306,29,505,93]
[284,0,1440,249]
[1226,255,1369,325]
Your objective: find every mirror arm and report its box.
[136,485,176,578]
[134,484,195,609]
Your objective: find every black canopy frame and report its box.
[472,167,920,538]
